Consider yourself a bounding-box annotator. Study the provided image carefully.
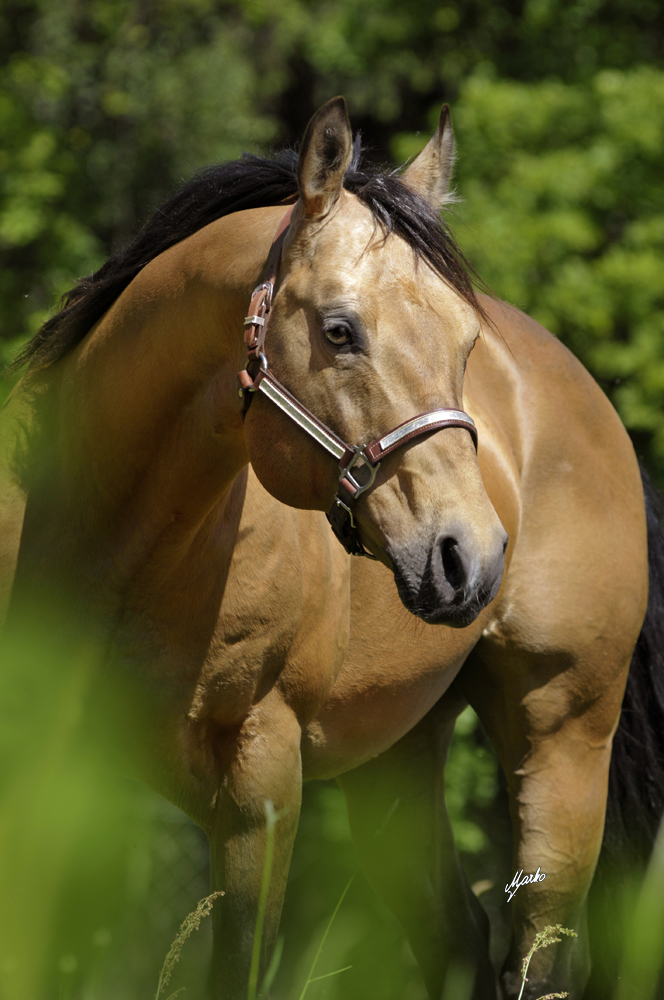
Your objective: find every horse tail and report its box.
[602,465,664,868]
[586,465,664,998]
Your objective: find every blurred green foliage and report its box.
[0,0,274,354]
[445,706,499,855]
[616,815,664,1000]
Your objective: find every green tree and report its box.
[0,0,275,354]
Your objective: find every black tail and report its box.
[586,466,664,998]
[602,466,664,867]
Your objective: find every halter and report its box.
[238,206,478,558]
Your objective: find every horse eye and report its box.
[324,323,353,347]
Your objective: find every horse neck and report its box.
[6,206,289,628]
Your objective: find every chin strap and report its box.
[238,207,478,558]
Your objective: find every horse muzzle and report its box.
[389,526,508,627]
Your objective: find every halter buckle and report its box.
[339,446,380,498]
[251,280,274,311]
[326,496,377,559]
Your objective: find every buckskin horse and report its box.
[0,97,662,1000]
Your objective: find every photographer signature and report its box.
[505,867,546,902]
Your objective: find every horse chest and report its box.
[189,506,350,731]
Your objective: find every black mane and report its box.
[15,142,484,371]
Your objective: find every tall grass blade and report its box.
[297,874,354,1000]
[614,816,664,1000]
[308,966,353,983]
[441,963,474,1000]
[258,935,284,998]
[248,800,289,1000]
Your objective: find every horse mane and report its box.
[14,140,485,372]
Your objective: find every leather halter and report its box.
[238,206,478,558]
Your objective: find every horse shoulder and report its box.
[467,297,648,725]
[191,470,350,735]
[474,296,640,490]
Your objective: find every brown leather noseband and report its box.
[238,207,478,558]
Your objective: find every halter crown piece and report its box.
[238,206,478,558]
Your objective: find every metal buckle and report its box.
[327,495,377,560]
[251,281,274,311]
[333,495,355,528]
[340,446,380,498]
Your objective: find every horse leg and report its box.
[205,690,302,1000]
[460,647,631,1000]
[338,693,497,1000]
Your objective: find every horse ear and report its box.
[297,97,353,218]
[402,105,456,211]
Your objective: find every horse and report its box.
[1,96,663,1000]
[0,98,505,999]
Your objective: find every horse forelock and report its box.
[14,139,485,373]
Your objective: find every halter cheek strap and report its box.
[238,207,478,558]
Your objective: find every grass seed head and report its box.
[521,924,578,978]
[155,890,225,999]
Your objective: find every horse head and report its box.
[244,98,507,627]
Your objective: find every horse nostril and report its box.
[441,537,466,593]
